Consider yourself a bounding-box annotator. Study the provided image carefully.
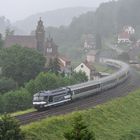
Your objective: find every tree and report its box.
[95,33,102,50]
[0,45,46,86]
[0,77,17,94]
[0,33,4,49]
[0,114,25,140]
[64,114,95,140]
[5,27,14,38]
[72,71,88,83]
[118,52,130,62]
[48,58,61,74]
[3,88,32,112]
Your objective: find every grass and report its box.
[94,62,116,74]
[11,108,36,117]
[22,89,140,140]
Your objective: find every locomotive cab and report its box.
[33,91,49,110]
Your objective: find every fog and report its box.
[0,0,110,22]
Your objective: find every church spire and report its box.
[36,18,45,54]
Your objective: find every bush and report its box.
[3,88,32,113]
[0,77,17,94]
[0,114,25,140]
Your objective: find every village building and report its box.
[118,26,135,44]
[83,34,95,49]
[74,61,96,80]
[59,56,71,75]
[86,50,98,63]
[4,18,71,74]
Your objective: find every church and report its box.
[4,18,71,73]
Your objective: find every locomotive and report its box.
[33,59,130,111]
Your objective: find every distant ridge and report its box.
[13,7,95,34]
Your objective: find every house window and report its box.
[47,48,52,53]
[81,65,84,68]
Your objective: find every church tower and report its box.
[36,18,45,54]
[45,34,58,63]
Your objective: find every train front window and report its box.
[33,96,44,101]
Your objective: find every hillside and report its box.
[22,89,140,140]
[13,7,95,34]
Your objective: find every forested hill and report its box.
[13,7,95,34]
[47,0,140,40]
[44,0,140,61]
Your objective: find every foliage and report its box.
[0,16,11,35]
[5,27,14,38]
[95,33,102,50]
[64,113,95,140]
[22,89,140,140]
[0,34,4,49]
[0,77,17,94]
[118,52,130,62]
[0,114,25,140]
[71,71,88,83]
[26,72,73,95]
[120,128,140,140]
[47,58,61,74]
[3,88,32,113]
[0,45,46,86]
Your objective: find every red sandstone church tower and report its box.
[35,18,45,54]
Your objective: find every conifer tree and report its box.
[64,114,95,140]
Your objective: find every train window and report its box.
[74,84,100,94]
[102,79,117,86]
[44,96,48,101]
[49,96,53,102]
[33,96,44,101]
[53,95,64,102]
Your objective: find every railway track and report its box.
[15,67,140,125]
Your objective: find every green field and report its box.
[22,89,140,140]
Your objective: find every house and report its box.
[59,55,71,75]
[118,26,135,44]
[86,50,98,63]
[118,32,131,44]
[74,61,96,80]
[83,34,95,49]
[123,26,135,34]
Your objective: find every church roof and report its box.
[4,35,37,49]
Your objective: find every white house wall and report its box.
[74,63,90,80]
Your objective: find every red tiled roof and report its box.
[118,31,130,39]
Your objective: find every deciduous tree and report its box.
[0,45,46,86]
[0,114,25,140]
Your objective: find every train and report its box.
[33,59,130,111]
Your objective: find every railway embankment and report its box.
[22,89,140,140]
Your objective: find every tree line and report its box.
[0,45,88,113]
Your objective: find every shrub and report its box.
[3,88,32,113]
[0,77,17,94]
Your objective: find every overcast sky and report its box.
[0,0,110,22]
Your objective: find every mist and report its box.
[0,0,110,22]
